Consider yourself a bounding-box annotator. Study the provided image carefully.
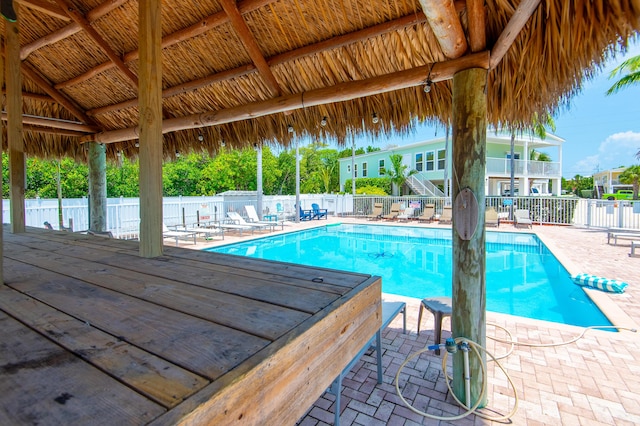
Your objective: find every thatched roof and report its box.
[4,0,640,161]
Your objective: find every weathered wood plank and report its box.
[0,284,209,408]
[5,243,311,340]
[4,260,270,380]
[0,309,165,425]
[153,276,382,425]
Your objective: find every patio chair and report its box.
[438,206,452,225]
[397,207,415,222]
[485,206,499,227]
[298,206,313,221]
[244,205,280,230]
[311,203,328,220]
[514,209,533,229]
[382,203,401,220]
[417,204,435,223]
[227,211,271,232]
[162,223,197,246]
[367,202,383,220]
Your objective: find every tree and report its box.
[619,165,640,200]
[380,153,417,195]
[606,54,640,95]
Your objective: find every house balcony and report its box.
[486,158,561,178]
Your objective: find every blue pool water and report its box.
[207,224,611,328]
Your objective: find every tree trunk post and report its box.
[88,142,107,232]
[451,67,487,407]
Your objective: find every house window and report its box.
[379,159,385,174]
[354,164,358,178]
[347,164,351,173]
[437,149,446,170]
[362,162,368,177]
[415,153,423,172]
[506,153,520,160]
[426,151,435,171]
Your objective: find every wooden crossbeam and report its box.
[22,125,89,137]
[1,113,99,132]
[218,0,281,97]
[466,0,486,52]
[20,0,128,60]
[489,0,542,70]
[15,0,70,21]
[52,0,139,89]
[81,51,489,144]
[420,0,467,58]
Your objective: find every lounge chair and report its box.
[367,202,383,220]
[382,203,401,220]
[417,204,435,223]
[162,223,197,246]
[397,207,415,222]
[227,211,271,232]
[311,203,328,220]
[514,209,533,229]
[176,223,225,240]
[298,206,313,221]
[438,206,452,225]
[244,205,281,230]
[485,207,499,227]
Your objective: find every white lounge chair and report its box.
[162,223,197,246]
[514,209,533,229]
[397,207,415,222]
[227,211,271,232]
[244,205,281,230]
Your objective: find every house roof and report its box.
[5,0,640,162]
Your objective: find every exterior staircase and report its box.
[406,174,445,197]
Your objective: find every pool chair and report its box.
[485,206,499,227]
[311,203,328,220]
[299,206,313,221]
[438,206,452,224]
[514,209,533,229]
[367,202,383,220]
[244,205,281,230]
[162,223,197,246]
[417,204,435,223]
[227,211,271,232]
[397,207,415,222]
[382,203,401,220]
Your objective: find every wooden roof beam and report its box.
[489,0,542,70]
[466,0,486,52]
[52,0,139,89]
[81,51,489,144]
[419,0,467,59]
[15,0,70,21]
[87,13,427,117]
[20,0,128,60]
[1,113,99,132]
[54,0,277,90]
[21,62,95,125]
[22,125,88,137]
[218,0,281,97]
[2,90,55,103]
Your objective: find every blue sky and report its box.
[344,43,640,179]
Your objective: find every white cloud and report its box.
[570,131,640,175]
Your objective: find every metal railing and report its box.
[406,174,445,197]
[485,158,561,178]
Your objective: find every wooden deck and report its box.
[0,227,381,425]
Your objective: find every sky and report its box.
[343,42,640,179]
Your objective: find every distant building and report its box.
[593,167,633,197]
[338,129,564,196]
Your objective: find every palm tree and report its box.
[606,54,640,95]
[619,165,640,200]
[380,153,417,196]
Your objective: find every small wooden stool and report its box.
[417,297,452,355]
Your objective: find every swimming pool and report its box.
[207,224,611,328]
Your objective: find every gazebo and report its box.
[1,0,639,423]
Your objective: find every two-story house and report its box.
[339,129,564,197]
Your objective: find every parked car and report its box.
[602,190,633,200]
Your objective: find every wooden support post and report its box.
[6,17,25,233]
[451,67,487,407]
[138,0,163,257]
[88,142,107,232]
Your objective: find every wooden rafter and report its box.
[52,0,139,89]
[219,0,281,97]
[466,0,486,52]
[420,0,467,59]
[81,51,489,144]
[2,90,55,103]
[15,0,70,21]
[489,0,542,70]
[22,125,91,137]
[20,0,128,60]
[54,0,277,90]
[1,113,99,132]
[87,13,426,116]
[21,62,95,124]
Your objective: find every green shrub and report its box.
[345,177,391,194]
[356,185,387,195]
